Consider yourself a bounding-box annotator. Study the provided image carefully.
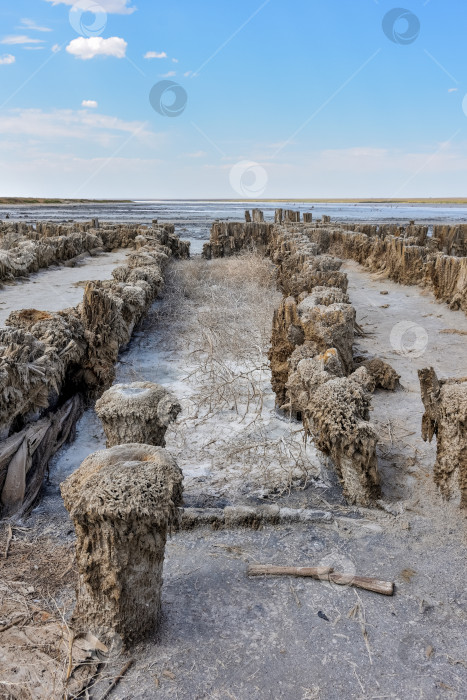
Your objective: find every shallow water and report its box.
[2,200,467,250]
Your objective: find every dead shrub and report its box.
[148,253,321,495]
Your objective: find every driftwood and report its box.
[98,659,134,700]
[0,394,84,518]
[248,564,394,596]
[181,506,332,530]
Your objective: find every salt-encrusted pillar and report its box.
[284,210,300,223]
[61,444,183,645]
[95,382,181,448]
[419,368,467,507]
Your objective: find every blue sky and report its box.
[0,0,466,198]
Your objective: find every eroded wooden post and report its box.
[95,382,181,448]
[61,444,183,646]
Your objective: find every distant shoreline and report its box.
[1,197,467,207]
[0,198,132,206]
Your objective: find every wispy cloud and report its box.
[1,35,45,45]
[144,51,167,59]
[52,44,61,53]
[185,151,207,158]
[295,144,467,177]
[45,0,136,14]
[159,71,176,78]
[0,54,15,65]
[82,100,98,108]
[66,37,127,60]
[19,19,52,32]
[0,108,160,147]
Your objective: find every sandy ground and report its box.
[0,249,129,326]
[15,256,467,699]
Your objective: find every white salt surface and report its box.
[48,258,323,504]
[0,249,129,326]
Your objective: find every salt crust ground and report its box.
[0,249,129,326]
[19,255,467,699]
[43,255,325,507]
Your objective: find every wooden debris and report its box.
[98,659,133,700]
[247,564,394,596]
[3,523,12,558]
[162,670,176,680]
[65,630,75,683]
[439,328,467,336]
[181,506,332,530]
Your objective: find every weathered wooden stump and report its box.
[419,367,467,507]
[95,381,181,448]
[284,210,300,223]
[61,444,183,645]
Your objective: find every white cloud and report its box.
[45,0,136,14]
[52,44,61,53]
[1,35,45,45]
[19,19,52,32]
[144,51,167,59]
[448,88,458,93]
[184,71,192,77]
[66,36,127,60]
[172,58,179,63]
[82,100,98,108]
[0,54,15,65]
[159,71,176,78]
